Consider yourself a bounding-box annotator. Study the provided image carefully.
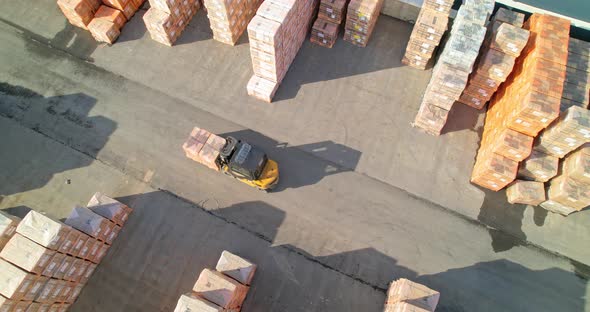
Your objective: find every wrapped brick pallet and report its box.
[413,0,492,135]
[204,0,262,45]
[57,0,101,29]
[343,0,383,47]
[144,0,201,46]
[182,127,227,171]
[402,0,452,69]
[246,0,319,102]
[470,13,570,191]
[384,278,439,312]
[0,194,131,310]
[0,211,20,250]
[310,0,348,48]
[173,251,256,312]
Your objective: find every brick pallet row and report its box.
[143,0,201,46]
[310,0,348,48]
[343,0,383,47]
[413,0,493,135]
[58,0,144,43]
[174,251,256,311]
[541,144,590,215]
[458,12,529,110]
[203,0,262,45]
[402,0,452,69]
[0,193,132,311]
[383,278,439,312]
[470,13,570,191]
[246,0,319,102]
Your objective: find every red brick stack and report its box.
[402,0,452,69]
[384,278,439,312]
[203,0,262,45]
[0,193,132,311]
[458,18,530,109]
[471,14,570,191]
[343,0,383,47]
[310,0,348,48]
[58,0,144,43]
[246,0,320,102]
[143,0,201,46]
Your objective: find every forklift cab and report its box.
[220,137,269,181]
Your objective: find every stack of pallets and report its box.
[343,0,383,47]
[310,0,348,48]
[143,0,201,46]
[0,194,132,311]
[471,14,570,191]
[402,0,452,69]
[246,0,319,102]
[458,19,529,109]
[413,0,493,135]
[182,127,227,171]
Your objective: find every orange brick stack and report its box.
[58,0,144,43]
[0,194,132,311]
[203,0,262,45]
[458,18,529,109]
[343,0,384,47]
[173,251,256,312]
[471,14,570,191]
[57,0,101,29]
[310,0,348,48]
[143,0,201,46]
[246,0,320,102]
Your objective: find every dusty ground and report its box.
[0,1,588,311]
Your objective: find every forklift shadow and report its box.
[218,129,362,191]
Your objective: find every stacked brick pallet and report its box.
[310,0,348,48]
[203,0,262,45]
[532,38,590,214]
[413,0,493,135]
[343,0,383,47]
[471,14,570,192]
[246,0,319,102]
[402,0,452,69]
[143,0,201,46]
[174,251,256,311]
[57,0,144,43]
[383,279,439,312]
[0,193,132,311]
[182,126,227,171]
[458,9,529,109]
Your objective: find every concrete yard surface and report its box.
[0,0,589,311]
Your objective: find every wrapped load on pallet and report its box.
[344,0,384,47]
[506,180,546,205]
[215,250,257,285]
[0,211,20,250]
[182,127,227,171]
[517,149,559,182]
[65,206,115,243]
[318,0,348,24]
[193,268,249,309]
[492,7,524,27]
[0,259,38,300]
[384,278,439,312]
[534,106,590,158]
[310,18,339,48]
[88,192,132,226]
[57,0,101,29]
[174,292,226,312]
[16,211,70,251]
[43,253,66,277]
[0,234,55,276]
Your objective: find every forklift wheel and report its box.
[257,187,269,192]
